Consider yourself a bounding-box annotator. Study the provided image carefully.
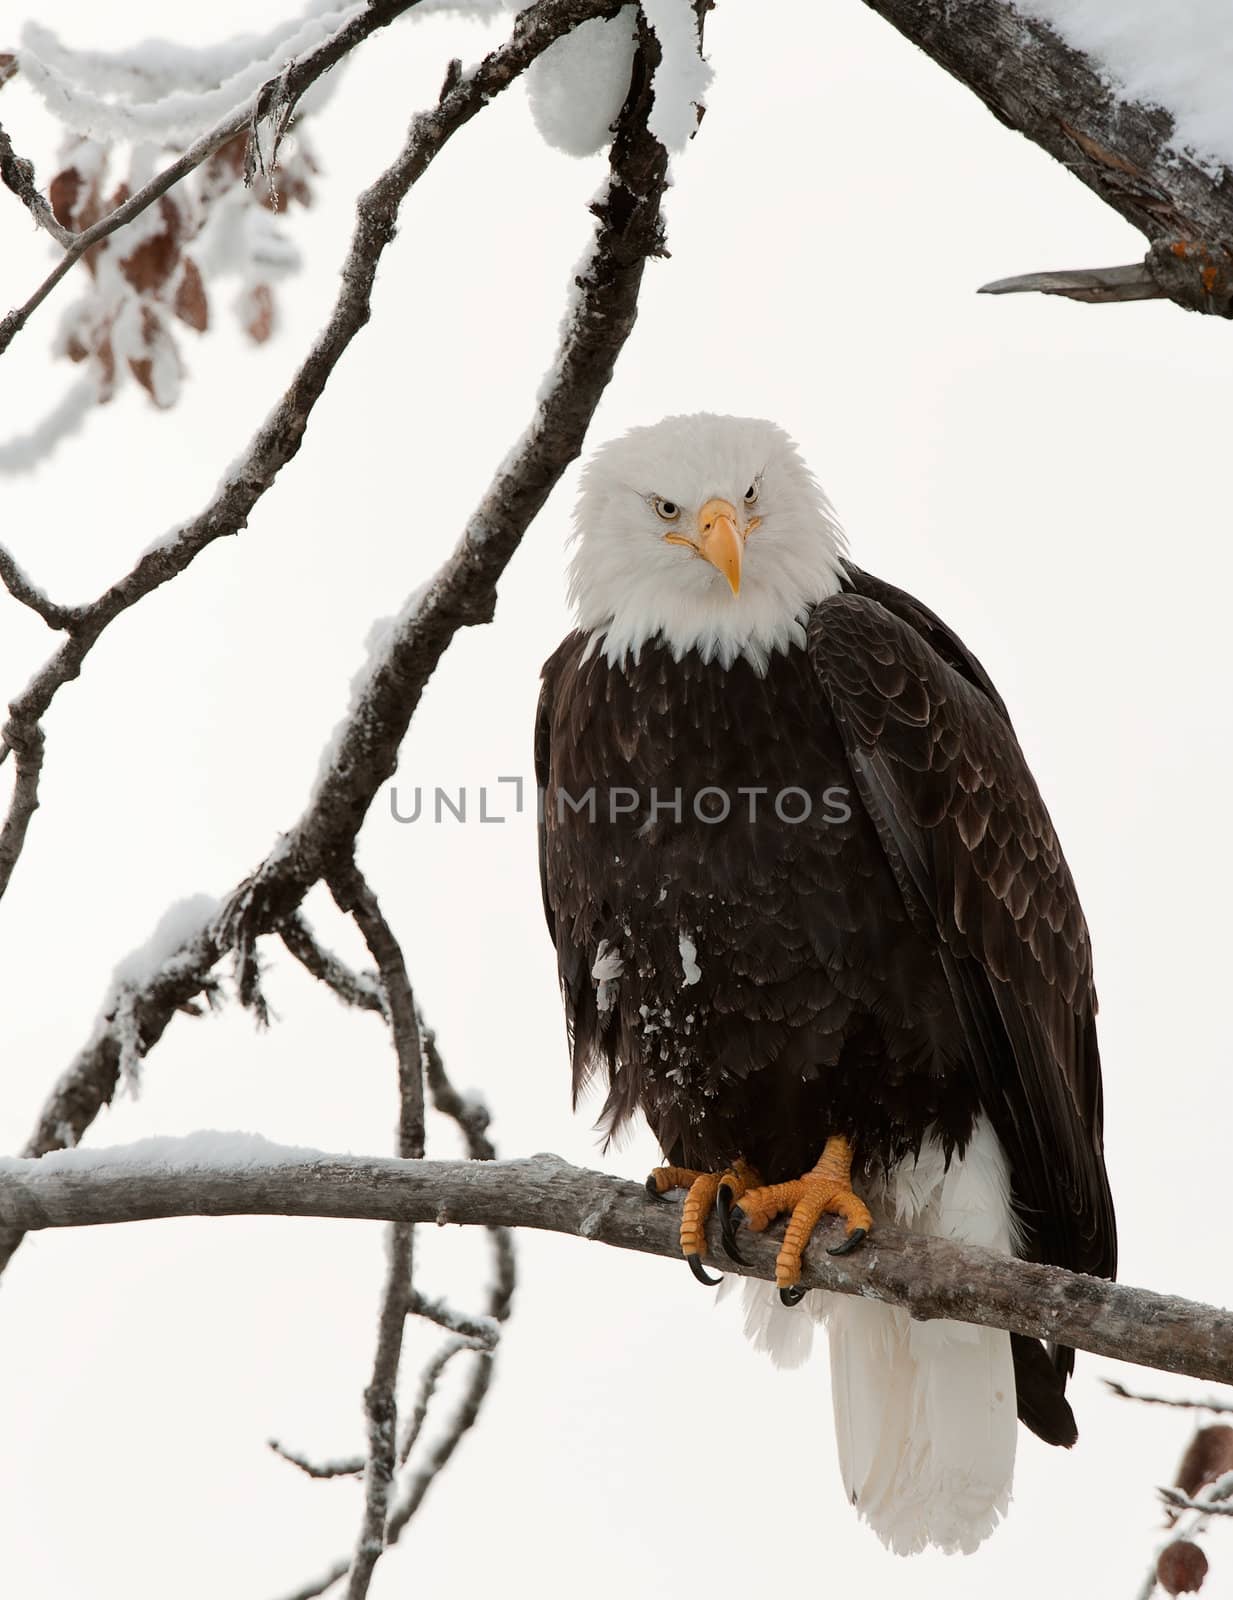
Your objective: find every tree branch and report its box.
[861,0,1233,316]
[268,1440,364,1480]
[0,119,73,245]
[0,2,669,1285]
[1106,1380,1233,1415]
[2,1146,1229,1387]
[278,914,384,1015]
[0,0,631,911]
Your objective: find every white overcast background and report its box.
[2,3,1231,1596]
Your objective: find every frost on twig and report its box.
[268,1440,365,1480]
[279,913,385,1014]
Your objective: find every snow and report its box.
[19,4,365,147]
[0,1130,328,1176]
[642,0,712,154]
[527,9,638,157]
[526,0,710,158]
[592,940,623,1013]
[1020,0,1233,172]
[678,930,701,986]
[111,893,220,990]
[16,0,359,102]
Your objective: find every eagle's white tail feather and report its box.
[732,1117,1020,1555]
[719,1274,817,1369]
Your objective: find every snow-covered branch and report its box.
[0,0,641,915]
[862,0,1233,316]
[0,5,670,1283]
[0,0,429,359]
[1,1141,1230,1387]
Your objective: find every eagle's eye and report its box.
[652,497,681,522]
[743,481,760,507]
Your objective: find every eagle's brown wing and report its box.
[808,589,1116,1316]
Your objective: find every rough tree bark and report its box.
[861,0,1233,314]
[2,1147,1230,1389]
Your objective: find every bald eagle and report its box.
[535,413,1115,1554]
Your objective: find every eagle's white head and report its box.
[568,413,847,674]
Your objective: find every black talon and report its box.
[646,1174,665,1200]
[828,1226,868,1257]
[687,1252,722,1287]
[779,1285,807,1307]
[717,1186,746,1262]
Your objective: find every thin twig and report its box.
[406,1289,499,1347]
[326,857,424,1600]
[268,1440,364,1480]
[0,0,434,359]
[1159,1486,1233,1519]
[279,913,384,1014]
[0,0,668,1290]
[422,1023,495,1161]
[329,862,424,1162]
[0,543,75,628]
[1106,1379,1233,1415]
[4,1147,1233,1387]
[271,1558,350,1600]
[396,1334,487,1467]
[384,1347,495,1542]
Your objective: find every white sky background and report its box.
[1,2,1232,1596]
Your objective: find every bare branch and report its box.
[329,862,424,1162]
[279,914,384,1014]
[1160,1483,1233,1519]
[3,1147,1232,1387]
[385,1344,495,1543]
[1106,1380,1233,1415]
[979,262,1163,305]
[860,0,1233,317]
[271,1559,349,1600]
[344,1215,414,1600]
[396,1334,488,1467]
[268,1440,364,1480]
[423,1024,495,1162]
[0,0,669,1287]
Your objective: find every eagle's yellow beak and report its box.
[696,498,746,596]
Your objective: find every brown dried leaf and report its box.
[48,168,82,229]
[127,305,181,409]
[1157,1540,1209,1596]
[173,257,209,332]
[119,195,181,294]
[1177,1427,1233,1499]
[241,282,275,345]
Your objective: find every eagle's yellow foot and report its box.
[734,1135,873,1306]
[645,1159,761,1287]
